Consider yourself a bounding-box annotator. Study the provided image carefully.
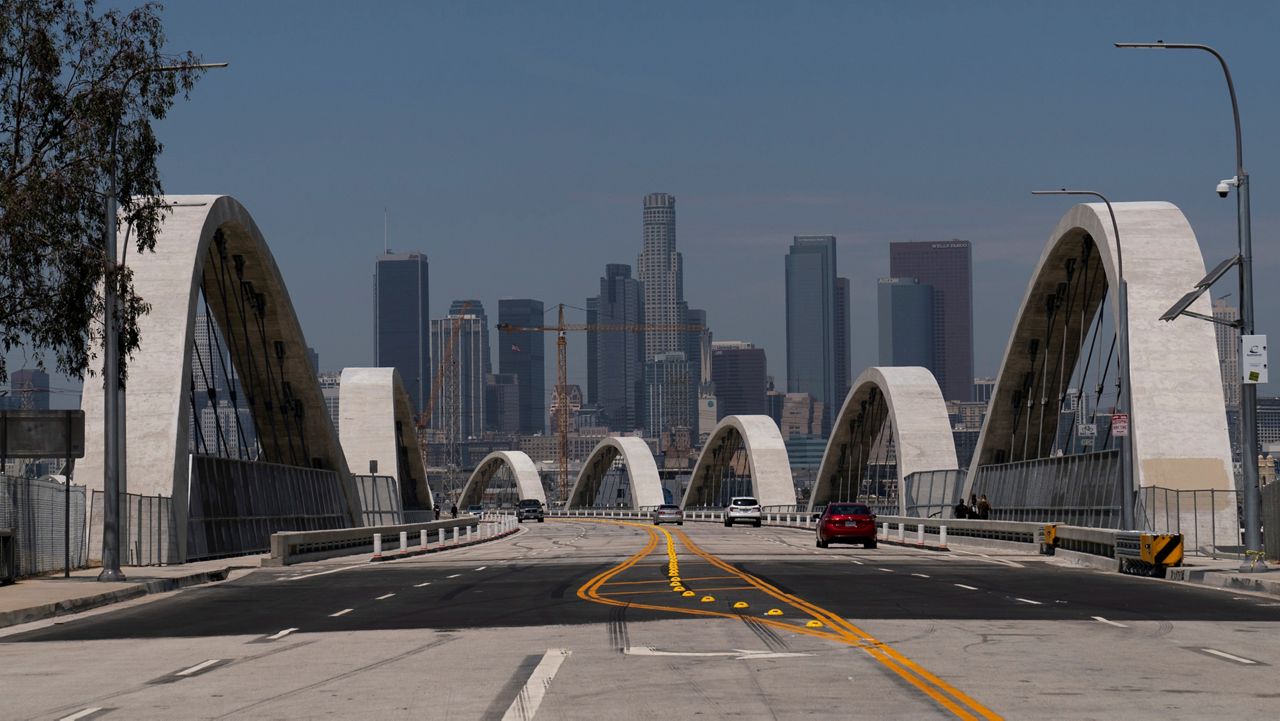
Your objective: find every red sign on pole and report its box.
[1112,412,1130,437]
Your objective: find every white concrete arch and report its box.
[808,367,958,514]
[339,367,432,510]
[567,436,665,508]
[681,415,795,509]
[459,450,547,508]
[81,195,360,559]
[969,201,1233,499]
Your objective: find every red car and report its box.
[815,503,877,548]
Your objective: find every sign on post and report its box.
[0,410,86,579]
[1077,423,1097,438]
[1111,413,1129,438]
[1243,334,1269,384]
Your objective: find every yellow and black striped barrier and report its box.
[1116,532,1183,578]
[1038,524,1058,555]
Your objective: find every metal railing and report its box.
[1137,486,1241,559]
[354,474,403,527]
[90,491,176,566]
[0,475,87,577]
[1263,482,1279,562]
[187,455,350,561]
[970,450,1122,528]
[902,469,966,518]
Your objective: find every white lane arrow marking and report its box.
[624,646,812,660]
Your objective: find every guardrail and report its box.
[267,515,480,566]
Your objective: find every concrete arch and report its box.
[458,450,547,508]
[969,202,1232,495]
[567,436,665,508]
[81,195,360,559]
[681,415,795,509]
[339,368,432,510]
[808,367,958,514]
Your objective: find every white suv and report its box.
[724,496,762,527]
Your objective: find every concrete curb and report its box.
[0,568,232,630]
[1180,568,1280,597]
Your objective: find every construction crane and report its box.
[417,300,471,506]
[497,303,705,504]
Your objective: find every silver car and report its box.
[652,504,684,526]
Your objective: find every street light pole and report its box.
[1032,190,1135,530]
[1115,41,1261,569]
[99,61,227,582]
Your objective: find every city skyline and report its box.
[11,3,1280,407]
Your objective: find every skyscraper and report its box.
[785,235,838,434]
[375,252,430,412]
[7,368,50,410]
[638,193,683,361]
[497,298,546,433]
[430,304,489,440]
[834,277,852,409]
[878,277,935,369]
[889,240,973,402]
[588,263,645,432]
[1214,296,1241,409]
[645,352,693,437]
[711,341,767,417]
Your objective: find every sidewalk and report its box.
[0,556,264,629]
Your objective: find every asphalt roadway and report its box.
[3,519,1279,720]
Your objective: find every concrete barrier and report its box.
[266,516,480,566]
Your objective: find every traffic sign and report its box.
[1112,413,1129,437]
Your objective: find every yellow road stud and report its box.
[765,609,783,616]
[673,586,685,592]
[700,595,715,603]
[805,620,823,628]
[682,590,695,597]
[733,601,749,609]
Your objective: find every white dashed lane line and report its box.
[475,566,488,571]
[414,582,432,588]
[447,574,462,579]
[266,627,298,640]
[1092,616,1128,628]
[911,573,930,578]
[954,584,978,591]
[58,709,105,721]
[330,608,353,617]
[1015,598,1042,605]
[877,568,895,573]
[1202,649,1258,665]
[176,659,222,677]
[375,593,396,600]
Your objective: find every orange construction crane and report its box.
[497,303,704,504]
[417,300,470,504]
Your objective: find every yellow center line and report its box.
[598,585,758,597]
[576,519,1001,721]
[600,575,738,587]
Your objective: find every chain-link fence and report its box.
[969,449,1122,527]
[187,455,350,561]
[1264,482,1279,562]
[0,474,87,577]
[88,491,176,566]
[354,474,403,526]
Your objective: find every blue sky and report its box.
[22,1,1280,403]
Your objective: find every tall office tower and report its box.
[1214,296,1241,409]
[645,352,693,436]
[889,240,973,402]
[430,307,489,440]
[318,372,341,432]
[497,299,546,433]
[589,263,645,432]
[834,277,851,408]
[638,193,683,361]
[585,296,598,407]
[785,235,838,434]
[778,393,823,439]
[8,368,50,410]
[485,373,521,434]
[711,341,768,417]
[972,377,996,404]
[877,277,936,369]
[375,252,430,413]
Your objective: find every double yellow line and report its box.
[574,519,1001,721]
